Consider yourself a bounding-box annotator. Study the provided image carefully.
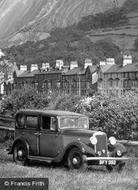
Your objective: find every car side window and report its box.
[26,116,38,129]
[16,114,25,128]
[42,116,57,131]
[42,116,51,130]
[51,117,57,131]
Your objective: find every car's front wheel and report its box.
[67,148,87,170]
[106,161,125,172]
[13,143,28,166]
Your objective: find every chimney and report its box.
[100,61,106,66]
[123,55,132,66]
[31,64,38,72]
[20,65,27,71]
[62,65,70,73]
[42,63,50,71]
[70,61,78,70]
[84,59,92,69]
[106,58,115,65]
[55,60,64,70]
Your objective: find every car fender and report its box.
[9,137,30,155]
[63,140,95,158]
[114,142,127,153]
[108,142,127,157]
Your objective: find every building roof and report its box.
[119,62,138,72]
[16,109,86,117]
[64,67,82,75]
[18,70,39,78]
[63,65,97,76]
[104,64,121,74]
[36,70,63,75]
[104,62,138,74]
[100,64,115,73]
[17,71,29,78]
[88,65,97,74]
[16,70,25,77]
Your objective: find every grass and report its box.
[0,143,138,190]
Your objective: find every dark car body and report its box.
[9,109,129,171]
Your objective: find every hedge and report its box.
[1,87,138,140]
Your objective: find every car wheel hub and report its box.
[18,150,23,157]
[72,157,79,165]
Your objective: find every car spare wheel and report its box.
[67,147,87,170]
[13,143,28,166]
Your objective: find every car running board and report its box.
[28,156,55,163]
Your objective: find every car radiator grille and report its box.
[95,134,107,157]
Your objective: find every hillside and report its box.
[0,0,126,47]
[87,0,138,51]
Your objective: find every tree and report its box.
[1,85,49,115]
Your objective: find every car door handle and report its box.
[34,132,41,136]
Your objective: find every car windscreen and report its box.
[59,116,89,129]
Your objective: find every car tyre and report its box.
[67,148,87,171]
[106,161,125,172]
[106,165,114,172]
[116,161,125,172]
[13,143,28,166]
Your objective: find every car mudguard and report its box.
[51,140,95,163]
[63,140,95,158]
[114,142,127,153]
[9,137,30,156]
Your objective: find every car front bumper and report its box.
[83,156,132,165]
[85,157,130,161]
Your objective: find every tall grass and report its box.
[0,145,138,190]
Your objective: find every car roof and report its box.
[16,109,86,117]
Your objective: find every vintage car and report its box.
[9,109,129,171]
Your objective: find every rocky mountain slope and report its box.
[0,0,126,47]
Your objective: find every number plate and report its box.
[99,160,116,165]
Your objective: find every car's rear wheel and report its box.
[67,148,87,170]
[13,143,28,166]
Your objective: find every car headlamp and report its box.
[109,136,117,145]
[117,150,122,157]
[90,136,97,145]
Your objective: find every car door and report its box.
[22,114,40,156]
[39,115,62,158]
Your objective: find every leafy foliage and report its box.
[47,93,82,112]
[122,0,138,13]
[77,8,128,31]
[1,87,138,140]
[4,36,121,67]
[1,85,49,115]
[75,92,138,140]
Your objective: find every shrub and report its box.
[1,85,49,115]
[48,93,82,112]
[1,86,138,140]
[75,92,138,140]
